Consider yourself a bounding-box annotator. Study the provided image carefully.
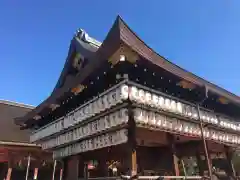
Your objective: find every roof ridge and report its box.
[0,99,35,109]
[0,141,40,147]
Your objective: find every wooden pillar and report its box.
[56,160,64,180]
[127,103,137,177]
[130,149,137,176]
[33,157,42,180]
[167,134,180,176]
[98,156,108,177]
[25,154,31,180]
[78,156,84,178]
[180,159,187,176]
[52,160,57,180]
[84,162,88,179]
[65,155,79,180]
[225,146,236,177]
[6,152,13,180]
[60,168,63,180]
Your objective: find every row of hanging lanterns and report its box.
[134,108,240,145]
[126,85,240,132]
[31,84,129,142]
[41,108,128,149]
[31,82,240,147]
[53,129,128,159]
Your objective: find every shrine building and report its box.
[15,16,240,179]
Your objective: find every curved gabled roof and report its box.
[15,19,121,125]
[117,16,240,105]
[16,16,240,125]
[53,30,99,92]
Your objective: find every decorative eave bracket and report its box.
[108,43,139,65]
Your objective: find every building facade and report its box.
[0,100,54,180]
[16,16,240,179]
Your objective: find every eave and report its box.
[0,100,35,110]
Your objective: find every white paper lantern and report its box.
[139,89,146,104]
[134,108,144,123]
[145,92,152,106]
[120,108,128,124]
[88,103,93,117]
[120,85,129,100]
[186,106,192,118]
[142,110,149,124]
[129,86,139,102]
[151,94,159,108]
[158,96,165,109]
[170,100,177,112]
[148,111,156,125]
[109,113,116,127]
[176,102,183,114]
[164,98,171,110]
[191,107,198,119]
[175,123,183,132]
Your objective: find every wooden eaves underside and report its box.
[15,15,240,127]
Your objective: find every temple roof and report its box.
[15,16,240,126]
[52,29,99,93]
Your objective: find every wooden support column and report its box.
[57,160,64,180]
[197,104,213,179]
[84,162,88,180]
[78,156,84,178]
[98,155,108,177]
[224,146,236,177]
[127,103,137,177]
[130,149,137,176]
[167,134,180,176]
[6,152,13,180]
[33,157,42,180]
[65,155,79,180]
[52,160,57,180]
[25,154,31,180]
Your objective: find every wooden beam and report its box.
[175,141,199,156]
[0,145,42,152]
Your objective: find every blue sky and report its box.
[0,0,240,106]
